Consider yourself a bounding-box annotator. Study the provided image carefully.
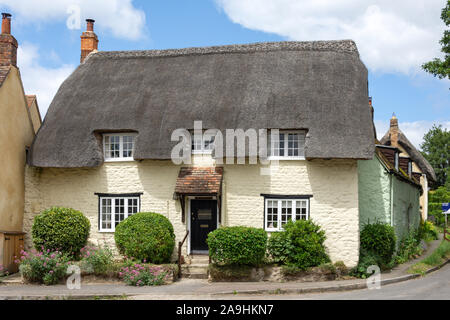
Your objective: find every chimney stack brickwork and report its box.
[0,13,18,67]
[389,115,399,148]
[80,19,98,63]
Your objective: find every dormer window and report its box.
[191,130,217,154]
[103,133,136,161]
[269,130,305,159]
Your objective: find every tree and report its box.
[422,0,450,80]
[420,125,450,188]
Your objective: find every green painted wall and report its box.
[358,155,421,245]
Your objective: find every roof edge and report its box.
[88,40,360,61]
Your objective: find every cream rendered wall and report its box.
[0,67,35,232]
[24,158,360,267]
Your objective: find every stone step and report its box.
[188,255,210,263]
[184,273,208,279]
[182,265,209,274]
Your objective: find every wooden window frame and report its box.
[96,194,141,232]
[262,195,311,232]
[268,130,306,160]
[103,133,137,162]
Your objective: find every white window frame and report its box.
[103,133,137,162]
[268,130,306,160]
[99,196,140,232]
[191,130,218,155]
[264,198,310,232]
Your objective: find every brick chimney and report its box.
[80,19,98,63]
[0,13,18,67]
[389,113,399,148]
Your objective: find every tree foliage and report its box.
[420,125,450,188]
[422,0,450,80]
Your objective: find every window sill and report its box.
[98,230,115,233]
[104,158,135,163]
[267,156,306,161]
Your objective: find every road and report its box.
[132,263,450,300]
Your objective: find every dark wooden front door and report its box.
[191,200,217,251]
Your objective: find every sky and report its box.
[0,0,448,149]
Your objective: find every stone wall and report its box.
[24,158,360,267]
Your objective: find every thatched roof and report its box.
[380,130,436,183]
[29,40,374,168]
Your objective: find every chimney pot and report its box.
[86,19,95,32]
[2,12,12,34]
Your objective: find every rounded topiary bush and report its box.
[207,226,267,266]
[32,207,90,257]
[114,212,175,264]
[360,222,396,265]
[268,220,330,270]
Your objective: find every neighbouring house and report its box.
[358,141,423,244]
[24,20,375,268]
[380,115,437,221]
[0,13,41,272]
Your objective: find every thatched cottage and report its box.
[24,20,376,268]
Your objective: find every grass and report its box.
[408,240,450,275]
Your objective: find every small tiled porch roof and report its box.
[175,167,223,195]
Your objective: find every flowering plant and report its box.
[0,264,8,277]
[79,244,114,275]
[17,247,70,285]
[119,263,169,286]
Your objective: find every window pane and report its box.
[122,136,134,158]
[295,200,308,220]
[128,198,138,215]
[281,200,292,226]
[101,199,112,229]
[267,200,278,229]
[115,198,125,227]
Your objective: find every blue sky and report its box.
[1,0,448,148]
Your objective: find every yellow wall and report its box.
[24,158,360,267]
[27,99,41,134]
[0,67,35,232]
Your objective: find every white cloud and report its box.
[18,43,75,117]
[0,0,146,40]
[375,119,450,150]
[215,0,445,74]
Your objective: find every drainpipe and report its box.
[390,173,394,227]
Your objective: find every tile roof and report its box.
[175,167,223,195]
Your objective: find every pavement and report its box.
[0,237,447,300]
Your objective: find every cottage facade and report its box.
[0,13,41,272]
[380,116,437,221]
[358,145,422,243]
[24,21,375,267]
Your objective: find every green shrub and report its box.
[267,232,295,265]
[394,232,423,265]
[115,212,175,264]
[418,220,439,242]
[207,226,267,266]
[32,207,90,257]
[18,249,70,285]
[360,222,396,266]
[267,220,330,270]
[350,250,382,279]
[80,244,114,276]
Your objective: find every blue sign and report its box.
[443,203,450,214]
